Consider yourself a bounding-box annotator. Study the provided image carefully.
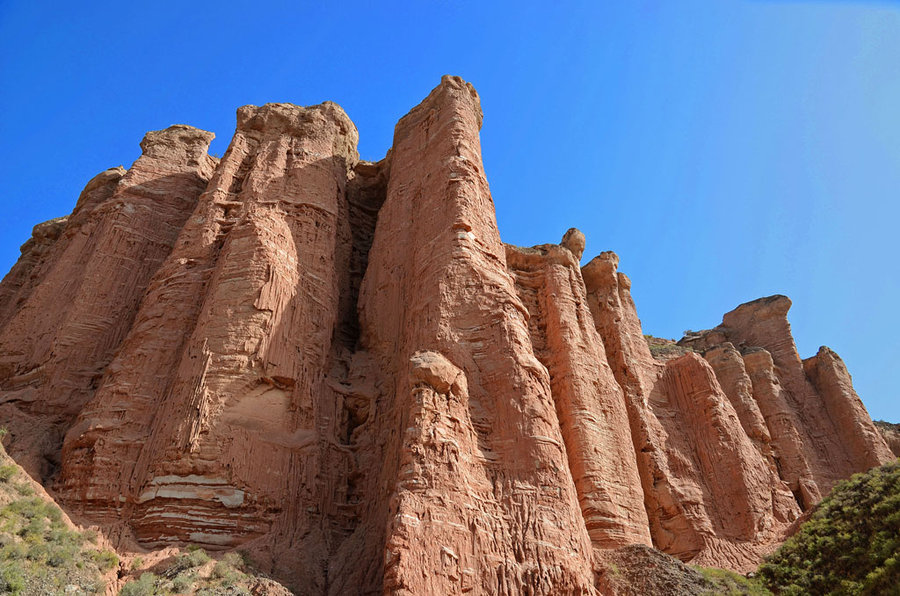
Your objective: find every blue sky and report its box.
[1,1,897,420]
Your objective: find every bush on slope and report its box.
[759,460,900,595]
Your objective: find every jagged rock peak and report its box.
[723,293,792,325]
[395,74,483,134]
[581,249,620,288]
[560,227,586,260]
[139,124,215,159]
[78,165,126,196]
[235,101,359,161]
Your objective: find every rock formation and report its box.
[679,296,895,507]
[0,76,893,594]
[875,421,900,457]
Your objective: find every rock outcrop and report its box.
[0,76,893,594]
[874,421,900,457]
[581,254,801,571]
[679,296,895,507]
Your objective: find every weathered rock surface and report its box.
[874,420,900,457]
[595,544,718,596]
[0,76,893,594]
[505,241,650,550]
[582,254,801,572]
[680,296,894,505]
[347,78,596,594]
[0,126,215,481]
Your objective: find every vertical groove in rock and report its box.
[336,160,388,352]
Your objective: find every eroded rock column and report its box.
[60,103,360,580]
[352,76,597,595]
[583,252,708,559]
[803,346,894,469]
[742,348,821,509]
[681,296,894,496]
[1,128,215,479]
[505,236,651,549]
[583,252,798,571]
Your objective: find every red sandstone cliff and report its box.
[0,76,893,594]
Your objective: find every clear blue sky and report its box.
[1,1,897,421]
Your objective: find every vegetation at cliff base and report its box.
[759,460,900,595]
[0,433,290,596]
[694,566,771,595]
[0,439,116,595]
[120,547,289,595]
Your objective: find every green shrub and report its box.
[13,482,33,496]
[167,546,212,577]
[25,542,50,562]
[120,572,159,596]
[0,542,26,560]
[221,550,244,569]
[172,570,197,592]
[47,525,83,549]
[20,515,46,540]
[239,550,256,566]
[0,464,16,482]
[0,480,115,592]
[181,547,210,567]
[0,564,25,594]
[212,559,227,576]
[759,460,900,594]
[212,559,244,584]
[696,566,771,595]
[90,549,119,571]
[47,545,76,567]
[644,335,694,358]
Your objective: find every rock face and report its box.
[679,296,895,510]
[874,421,900,457]
[0,76,893,594]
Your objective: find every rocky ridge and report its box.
[0,76,893,595]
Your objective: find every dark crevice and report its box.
[228,152,255,196]
[790,487,805,510]
[334,159,388,351]
[330,158,387,547]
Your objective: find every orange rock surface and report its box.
[0,76,893,593]
[875,421,900,457]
